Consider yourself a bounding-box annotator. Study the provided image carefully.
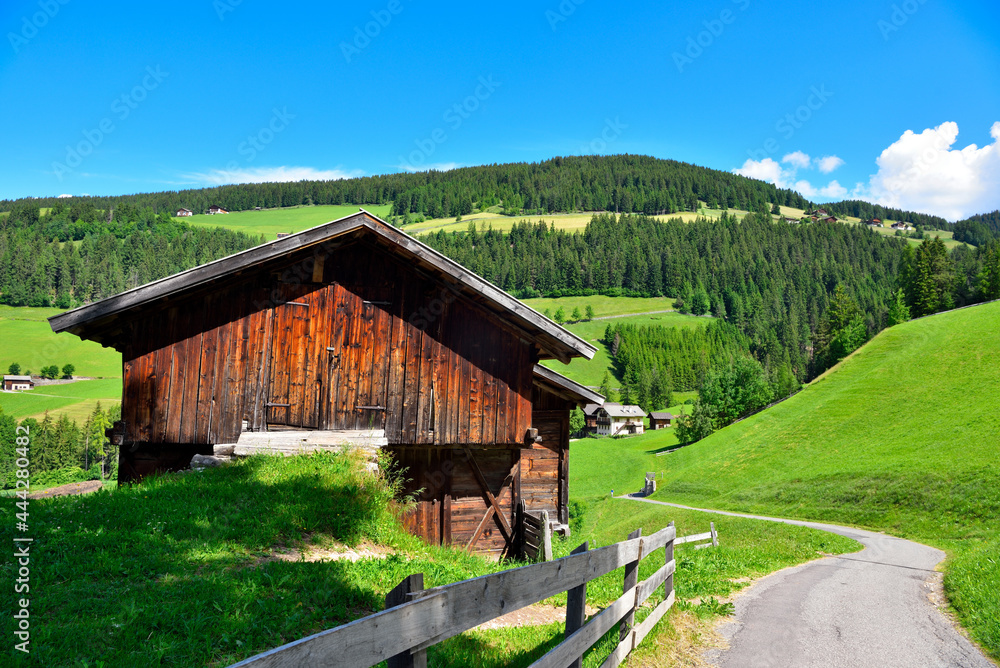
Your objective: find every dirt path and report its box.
[28,480,103,499]
[618,496,995,667]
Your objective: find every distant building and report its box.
[820,216,838,223]
[583,403,602,432]
[815,208,830,216]
[865,219,883,227]
[595,403,645,436]
[782,217,801,225]
[2,375,33,391]
[176,208,193,217]
[891,221,914,231]
[207,205,229,215]
[648,411,675,429]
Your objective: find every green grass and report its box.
[521,295,678,319]
[184,204,393,240]
[539,311,712,388]
[0,306,122,379]
[0,435,859,667]
[0,378,122,422]
[639,300,1000,659]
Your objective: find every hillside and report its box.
[646,300,1000,657]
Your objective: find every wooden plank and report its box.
[354,301,376,430]
[368,302,391,431]
[631,590,675,648]
[634,560,676,607]
[599,590,676,668]
[416,325,434,442]
[674,532,713,545]
[532,585,638,668]
[384,285,407,441]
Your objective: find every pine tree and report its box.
[599,371,617,403]
[887,289,910,327]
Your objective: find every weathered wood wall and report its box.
[525,384,573,525]
[120,240,534,449]
[389,447,518,556]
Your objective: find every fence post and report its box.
[541,510,553,562]
[565,541,589,668]
[664,522,674,600]
[386,574,427,668]
[710,521,718,547]
[619,528,643,645]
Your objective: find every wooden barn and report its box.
[49,210,600,556]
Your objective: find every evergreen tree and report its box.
[585,304,595,320]
[599,371,617,403]
[887,289,910,327]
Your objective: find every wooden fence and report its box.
[675,522,718,550]
[229,524,678,668]
[517,501,553,561]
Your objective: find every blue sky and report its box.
[1,0,998,219]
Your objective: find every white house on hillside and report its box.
[595,403,645,436]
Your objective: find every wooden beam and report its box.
[462,448,513,540]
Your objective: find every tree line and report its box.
[423,210,908,383]
[953,210,1000,246]
[0,403,119,489]
[1,154,813,221]
[0,203,263,307]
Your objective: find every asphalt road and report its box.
[619,497,995,668]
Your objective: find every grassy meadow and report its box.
[0,378,123,422]
[0,305,121,379]
[638,300,1000,659]
[0,305,123,421]
[182,204,393,239]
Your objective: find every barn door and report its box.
[325,285,394,431]
[266,285,333,428]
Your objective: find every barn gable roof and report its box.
[48,210,596,362]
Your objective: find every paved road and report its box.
[618,497,995,668]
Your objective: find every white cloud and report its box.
[397,162,462,173]
[793,179,848,199]
[816,155,845,173]
[181,166,364,186]
[57,193,73,198]
[734,156,846,200]
[782,151,812,169]
[860,121,1000,220]
[734,157,789,187]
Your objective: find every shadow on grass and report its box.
[0,454,493,667]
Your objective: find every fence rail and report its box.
[229,524,678,668]
[674,522,719,549]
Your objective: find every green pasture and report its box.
[183,204,393,240]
